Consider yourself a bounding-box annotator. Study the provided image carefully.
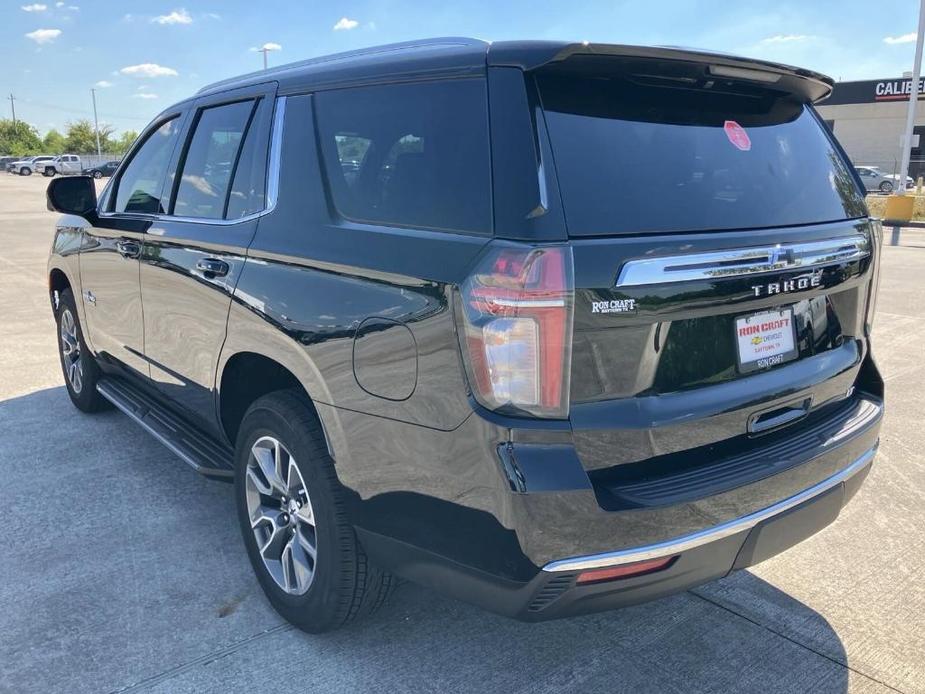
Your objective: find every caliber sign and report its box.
[823,76,925,105]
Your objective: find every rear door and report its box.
[529,59,875,471]
[139,83,276,432]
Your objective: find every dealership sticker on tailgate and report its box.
[735,308,798,373]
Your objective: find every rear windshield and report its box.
[537,72,866,236]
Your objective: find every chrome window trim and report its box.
[616,234,870,287]
[97,95,286,227]
[542,444,877,573]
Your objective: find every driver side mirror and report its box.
[46,176,97,217]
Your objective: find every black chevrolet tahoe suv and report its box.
[45,38,884,633]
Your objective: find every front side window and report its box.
[114,117,181,214]
[315,79,492,234]
[173,100,255,219]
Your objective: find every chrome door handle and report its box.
[115,239,141,259]
[196,258,229,277]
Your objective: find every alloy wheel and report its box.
[244,436,318,595]
[60,308,83,394]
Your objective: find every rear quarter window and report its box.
[537,72,867,236]
[314,79,492,235]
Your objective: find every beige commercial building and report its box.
[816,76,925,178]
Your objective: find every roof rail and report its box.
[197,36,488,95]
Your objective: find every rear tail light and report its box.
[457,245,574,418]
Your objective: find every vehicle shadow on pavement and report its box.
[0,386,849,694]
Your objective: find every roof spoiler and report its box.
[487,41,834,103]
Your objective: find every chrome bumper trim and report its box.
[542,444,877,573]
[616,234,870,287]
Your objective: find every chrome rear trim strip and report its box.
[542,444,877,573]
[616,234,870,287]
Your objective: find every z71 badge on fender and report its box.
[751,273,821,298]
[592,298,636,314]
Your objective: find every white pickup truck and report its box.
[41,154,83,177]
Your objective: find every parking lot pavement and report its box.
[0,172,923,694]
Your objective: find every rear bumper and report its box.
[543,444,875,574]
[351,384,881,621]
[360,443,876,621]
[527,444,875,620]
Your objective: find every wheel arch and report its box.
[217,351,338,461]
[49,267,71,306]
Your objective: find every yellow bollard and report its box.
[918,177,924,195]
[884,193,915,222]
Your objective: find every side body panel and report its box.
[221,93,487,432]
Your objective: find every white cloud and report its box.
[55,1,63,6]
[119,63,179,78]
[133,93,159,100]
[250,42,281,52]
[152,9,192,25]
[884,33,917,45]
[333,17,359,31]
[203,12,220,20]
[25,28,61,44]
[94,80,113,88]
[760,34,814,44]
[21,3,47,11]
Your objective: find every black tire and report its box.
[19,167,31,176]
[234,390,393,633]
[55,288,110,412]
[879,180,894,193]
[43,167,55,177]
[93,170,103,179]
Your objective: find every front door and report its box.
[80,115,186,378]
[140,85,276,432]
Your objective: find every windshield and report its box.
[537,71,867,236]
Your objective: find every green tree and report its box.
[112,130,139,155]
[63,119,115,154]
[43,128,66,153]
[0,118,42,156]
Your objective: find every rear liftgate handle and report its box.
[748,397,812,435]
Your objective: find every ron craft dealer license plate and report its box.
[735,308,798,373]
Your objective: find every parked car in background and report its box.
[45,38,883,633]
[81,160,120,179]
[855,166,913,193]
[8,155,56,175]
[42,154,83,177]
[0,156,17,170]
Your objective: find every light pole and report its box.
[8,93,16,128]
[90,88,102,157]
[898,0,925,195]
[256,43,280,70]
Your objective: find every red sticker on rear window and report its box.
[724,120,751,151]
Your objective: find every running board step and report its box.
[97,377,235,479]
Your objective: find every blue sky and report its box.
[3,0,922,137]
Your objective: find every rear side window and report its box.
[314,79,492,234]
[173,100,256,219]
[537,71,867,236]
[114,117,181,214]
